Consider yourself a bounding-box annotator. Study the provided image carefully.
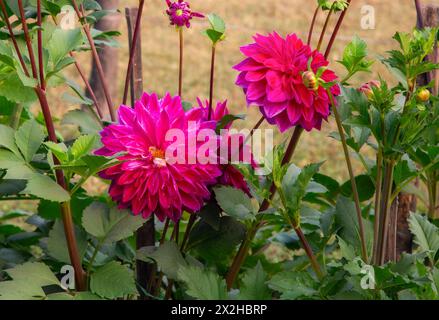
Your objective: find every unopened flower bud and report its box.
[302,71,319,91]
[359,80,380,100]
[417,89,430,102]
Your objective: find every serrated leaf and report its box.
[0,280,45,300]
[268,271,317,300]
[90,261,136,299]
[214,186,255,221]
[48,28,83,66]
[178,265,228,300]
[14,120,45,162]
[47,220,88,264]
[137,241,187,280]
[0,124,21,156]
[408,213,439,264]
[82,202,143,243]
[0,149,33,179]
[62,109,103,135]
[238,262,271,300]
[6,262,60,287]
[71,134,98,160]
[22,173,70,202]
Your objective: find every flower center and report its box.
[149,146,165,159]
[176,9,184,16]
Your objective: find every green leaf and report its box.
[0,149,33,179]
[62,109,103,135]
[0,124,21,156]
[268,271,317,299]
[238,262,271,300]
[70,134,98,160]
[14,120,45,162]
[335,196,373,257]
[187,216,246,263]
[178,264,228,300]
[47,220,88,264]
[0,73,37,104]
[408,213,439,264]
[0,280,45,300]
[282,163,322,216]
[340,174,375,201]
[48,28,83,66]
[44,141,68,163]
[338,36,373,80]
[137,241,187,280]
[5,262,60,287]
[214,186,255,221]
[207,13,226,33]
[90,261,137,299]
[82,202,144,243]
[23,173,70,202]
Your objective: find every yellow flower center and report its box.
[149,146,165,159]
[176,9,183,16]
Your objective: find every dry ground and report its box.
[2,0,432,212]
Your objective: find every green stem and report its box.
[329,89,368,262]
[178,28,184,97]
[372,145,383,264]
[316,5,334,52]
[208,44,216,120]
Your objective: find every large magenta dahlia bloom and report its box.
[96,93,222,222]
[234,32,341,132]
[166,0,204,28]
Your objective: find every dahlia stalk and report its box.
[226,2,354,288]
[1,0,87,290]
[166,0,204,96]
[71,0,116,121]
[122,0,146,105]
[327,89,368,261]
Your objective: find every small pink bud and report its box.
[359,80,379,100]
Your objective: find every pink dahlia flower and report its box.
[188,99,252,195]
[96,93,222,222]
[166,0,204,28]
[234,32,341,132]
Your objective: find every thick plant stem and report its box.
[316,5,334,51]
[294,226,324,280]
[14,0,87,290]
[18,0,38,79]
[208,45,216,120]
[36,0,45,89]
[307,5,320,45]
[71,1,116,121]
[178,28,184,97]
[122,0,145,105]
[329,91,368,262]
[226,127,304,289]
[180,214,197,251]
[372,146,383,264]
[377,161,395,265]
[0,1,28,75]
[36,89,86,290]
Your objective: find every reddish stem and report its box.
[122,0,145,105]
[178,28,184,97]
[307,5,320,45]
[317,6,334,52]
[71,1,116,121]
[208,45,216,120]
[324,0,352,58]
[0,1,29,75]
[18,0,38,79]
[36,0,45,90]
